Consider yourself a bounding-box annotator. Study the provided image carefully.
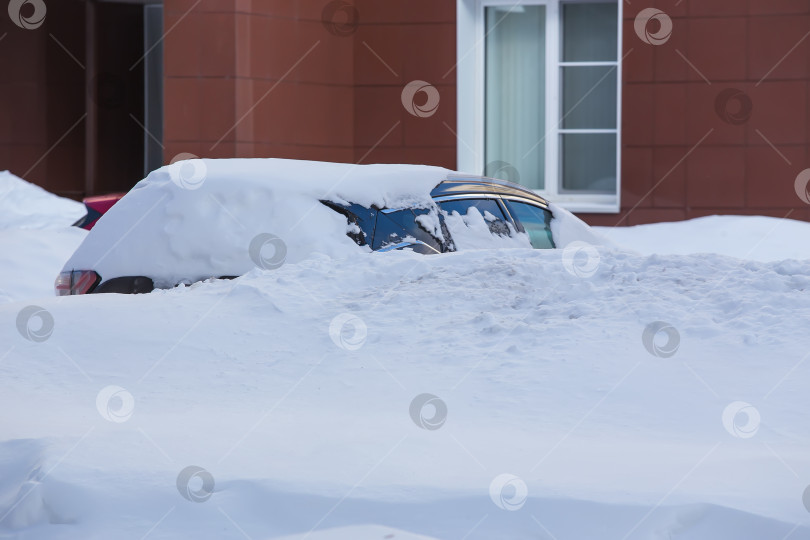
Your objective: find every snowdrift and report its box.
[0,171,85,230]
[0,171,87,303]
[596,215,810,262]
[2,247,810,539]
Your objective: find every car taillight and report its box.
[55,270,101,296]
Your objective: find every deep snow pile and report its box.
[2,247,810,539]
[595,215,810,262]
[0,172,87,302]
[0,171,85,230]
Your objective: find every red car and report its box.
[72,193,125,230]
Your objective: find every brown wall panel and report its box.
[586,0,810,225]
[0,0,85,198]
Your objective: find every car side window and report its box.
[503,200,555,249]
[437,198,512,237]
[372,206,450,253]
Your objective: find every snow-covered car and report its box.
[55,159,603,295]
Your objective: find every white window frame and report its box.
[456,0,623,213]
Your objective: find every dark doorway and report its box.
[88,0,163,195]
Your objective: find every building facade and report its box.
[2,0,809,225]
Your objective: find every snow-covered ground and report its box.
[595,215,810,262]
[1,169,810,539]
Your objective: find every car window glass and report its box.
[437,198,511,237]
[372,206,449,252]
[320,200,376,247]
[504,200,555,249]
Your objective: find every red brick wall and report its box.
[163,0,355,163]
[0,2,85,198]
[351,0,456,167]
[584,0,810,226]
[163,0,457,168]
[164,0,355,164]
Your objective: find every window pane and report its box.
[562,2,618,62]
[561,133,616,193]
[438,198,512,237]
[372,208,449,252]
[485,5,546,190]
[561,66,617,129]
[504,200,555,249]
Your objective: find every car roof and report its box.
[431,174,551,208]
